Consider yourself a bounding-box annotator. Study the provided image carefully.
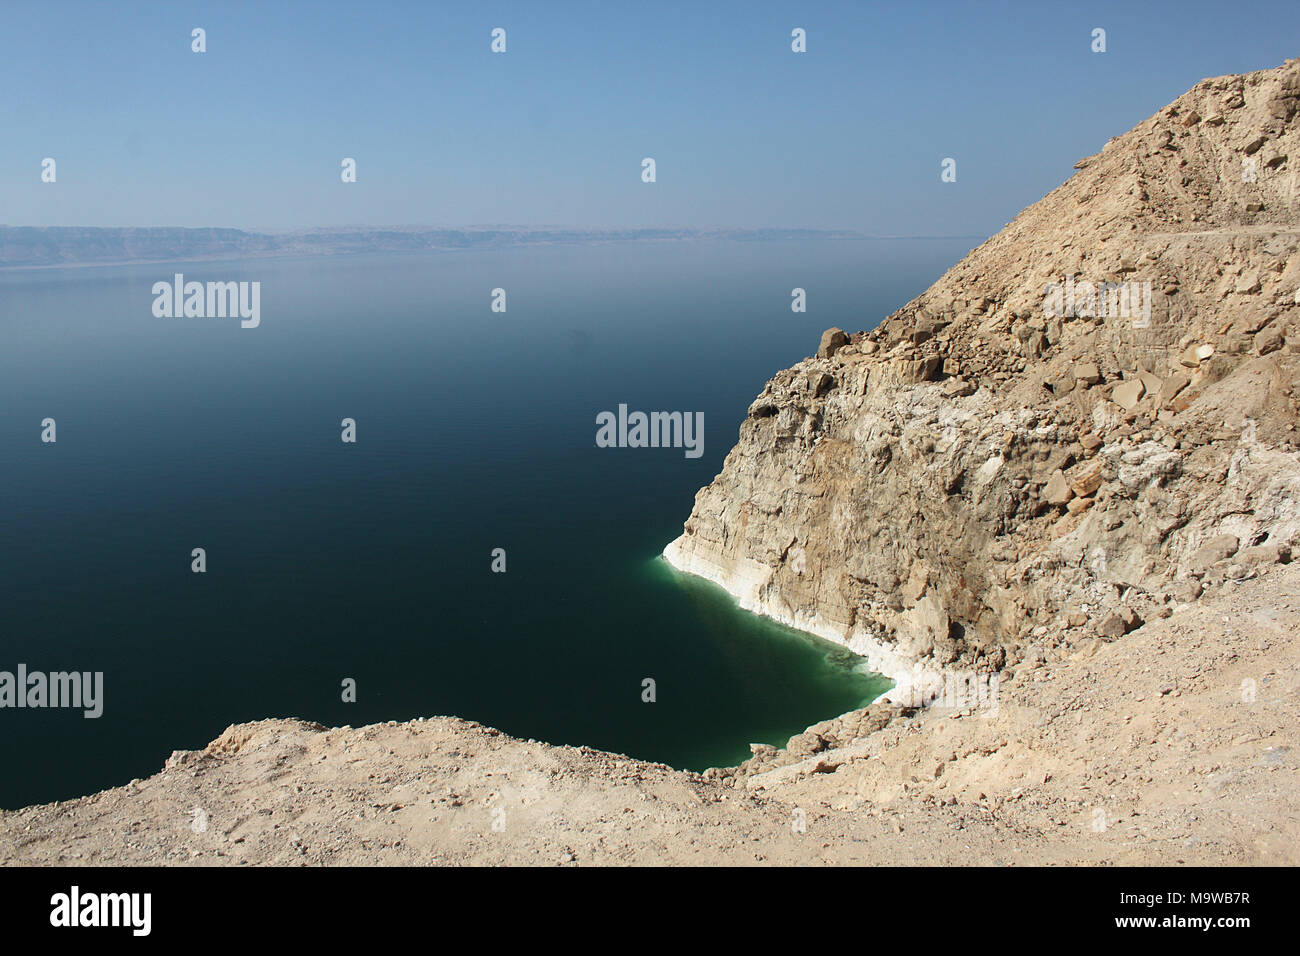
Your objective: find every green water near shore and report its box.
[647,558,894,768]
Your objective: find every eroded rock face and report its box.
[665,59,1300,686]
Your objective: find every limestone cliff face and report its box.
[666,60,1300,693]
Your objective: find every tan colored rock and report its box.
[818,328,849,359]
[1112,379,1146,410]
[1070,464,1103,498]
[1074,362,1102,386]
[1067,496,1093,515]
[1256,324,1285,355]
[785,731,827,757]
[1190,534,1240,573]
[1179,343,1215,367]
[1044,469,1073,506]
[902,562,930,603]
[942,376,976,397]
[1238,542,1292,568]
[907,594,952,653]
[1156,371,1192,408]
[899,355,943,383]
[1234,272,1262,294]
[1097,612,1128,638]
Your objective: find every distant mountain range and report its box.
[0,225,881,268]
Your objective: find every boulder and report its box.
[1236,542,1291,569]
[1112,378,1146,411]
[809,371,836,398]
[1070,463,1103,497]
[1255,324,1285,355]
[818,328,850,359]
[1044,469,1074,506]
[1097,612,1128,638]
[1156,371,1191,408]
[942,377,977,397]
[901,594,951,659]
[785,731,827,757]
[1234,272,1262,294]
[1178,344,1214,368]
[1074,362,1102,386]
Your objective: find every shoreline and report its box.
[661,535,955,709]
[4,558,1294,865]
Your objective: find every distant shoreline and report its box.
[0,226,986,271]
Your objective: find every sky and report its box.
[2,0,1298,235]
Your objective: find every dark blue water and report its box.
[0,237,973,808]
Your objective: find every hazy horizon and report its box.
[0,223,989,271]
[6,0,1300,234]
[0,222,987,236]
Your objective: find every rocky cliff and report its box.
[665,59,1300,700]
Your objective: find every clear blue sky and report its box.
[2,0,1297,233]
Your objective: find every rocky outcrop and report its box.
[665,59,1300,692]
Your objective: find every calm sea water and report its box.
[0,237,974,807]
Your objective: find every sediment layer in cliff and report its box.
[665,59,1300,690]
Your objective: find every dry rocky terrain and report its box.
[4,60,1299,866]
[666,58,1300,704]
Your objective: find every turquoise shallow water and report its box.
[0,237,973,807]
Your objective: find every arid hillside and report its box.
[666,58,1300,703]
